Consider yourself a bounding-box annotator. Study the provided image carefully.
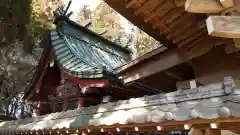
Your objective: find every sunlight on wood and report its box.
[185,0,224,13]
[207,16,240,38]
[220,0,234,8]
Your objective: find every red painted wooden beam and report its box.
[64,74,109,87]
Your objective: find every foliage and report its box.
[0,0,161,119]
[76,1,161,58]
[135,29,161,56]
[0,0,64,119]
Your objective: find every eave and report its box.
[118,36,219,84]
[23,31,52,100]
[103,0,176,49]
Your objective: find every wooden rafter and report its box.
[168,16,200,40]
[165,13,196,34]
[152,7,185,29]
[178,29,208,48]
[144,1,174,22]
[173,21,206,43]
[206,16,240,38]
[104,0,176,49]
[126,0,137,8]
[183,35,209,50]
[185,0,224,13]
[134,0,163,16]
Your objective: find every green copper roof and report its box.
[50,18,131,79]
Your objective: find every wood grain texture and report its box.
[144,1,174,22]
[185,0,224,13]
[207,16,240,38]
[220,0,234,8]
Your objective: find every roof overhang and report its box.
[118,36,217,83]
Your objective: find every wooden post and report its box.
[190,80,197,89]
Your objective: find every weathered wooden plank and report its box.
[116,46,167,73]
[178,29,207,48]
[220,0,234,8]
[206,16,240,38]
[185,0,224,13]
[122,36,216,83]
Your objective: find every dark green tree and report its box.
[0,0,64,119]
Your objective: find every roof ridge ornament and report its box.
[53,0,73,18]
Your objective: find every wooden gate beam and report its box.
[121,36,217,83]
